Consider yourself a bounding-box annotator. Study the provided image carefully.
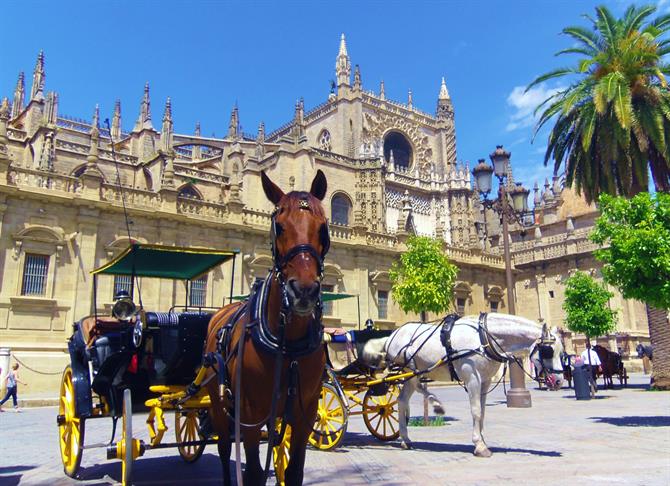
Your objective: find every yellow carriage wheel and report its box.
[272,421,292,486]
[362,384,400,441]
[58,366,85,478]
[308,383,347,451]
[176,410,206,463]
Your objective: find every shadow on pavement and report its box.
[589,415,670,427]
[0,465,36,486]
[77,453,227,484]
[408,441,562,457]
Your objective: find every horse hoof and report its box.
[474,445,492,458]
[401,441,413,450]
[433,404,445,415]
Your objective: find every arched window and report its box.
[383,131,413,170]
[178,184,201,200]
[331,193,352,226]
[319,130,332,151]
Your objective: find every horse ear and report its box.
[310,170,327,201]
[261,171,285,205]
[541,323,548,337]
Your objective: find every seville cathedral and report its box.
[0,35,651,392]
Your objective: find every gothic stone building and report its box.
[0,36,649,393]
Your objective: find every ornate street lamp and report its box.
[473,145,535,408]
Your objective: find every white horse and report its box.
[361,313,564,457]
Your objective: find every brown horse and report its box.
[593,344,624,389]
[204,170,328,486]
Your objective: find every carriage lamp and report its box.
[112,290,137,321]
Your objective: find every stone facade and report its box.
[0,38,650,394]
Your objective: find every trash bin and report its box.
[572,365,591,400]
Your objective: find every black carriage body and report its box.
[145,311,213,385]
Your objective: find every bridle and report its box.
[269,200,330,315]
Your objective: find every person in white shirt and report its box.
[580,343,602,387]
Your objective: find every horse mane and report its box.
[281,191,326,218]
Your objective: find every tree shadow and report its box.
[408,441,562,457]
[589,415,670,427]
[561,395,613,400]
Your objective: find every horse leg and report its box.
[242,428,263,486]
[398,377,417,449]
[417,381,445,415]
[465,373,490,457]
[217,433,232,486]
[284,418,311,486]
[479,379,490,448]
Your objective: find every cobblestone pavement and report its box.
[0,373,668,486]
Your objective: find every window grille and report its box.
[456,298,466,316]
[322,284,334,316]
[113,275,133,299]
[190,275,207,307]
[319,130,332,151]
[378,290,388,319]
[21,254,49,296]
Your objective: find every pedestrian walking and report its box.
[0,363,27,412]
[581,343,602,391]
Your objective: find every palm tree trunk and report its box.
[646,305,670,390]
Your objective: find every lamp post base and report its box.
[506,388,532,408]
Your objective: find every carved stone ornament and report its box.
[362,111,433,176]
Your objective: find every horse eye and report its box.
[275,223,284,237]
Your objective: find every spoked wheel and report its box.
[362,384,400,441]
[272,421,292,486]
[121,389,133,486]
[58,366,85,478]
[309,383,348,451]
[176,410,205,463]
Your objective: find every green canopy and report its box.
[92,244,238,280]
[232,291,357,302]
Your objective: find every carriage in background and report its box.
[57,244,294,485]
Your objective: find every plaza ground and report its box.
[0,373,668,486]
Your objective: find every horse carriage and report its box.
[593,344,628,388]
[309,328,402,451]
[57,243,294,485]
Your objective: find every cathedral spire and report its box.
[87,104,100,167]
[379,80,385,100]
[30,51,45,101]
[195,121,201,137]
[134,82,153,131]
[12,72,25,118]
[353,64,361,91]
[228,104,239,139]
[436,77,454,121]
[439,77,450,100]
[407,89,413,109]
[111,100,121,140]
[0,98,10,147]
[257,121,265,143]
[335,33,351,88]
[91,104,100,131]
[161,97,173,151]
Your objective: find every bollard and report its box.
[0,348,10,397]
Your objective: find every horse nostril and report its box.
[308,281,321,300]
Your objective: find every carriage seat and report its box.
[79,316,134,348]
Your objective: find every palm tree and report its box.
[529,4,670,203]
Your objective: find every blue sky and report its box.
[0,1,653,192]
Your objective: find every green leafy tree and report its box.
[563,271,618,348]
[390,235,458,321]
[591,192,670,309]
[529,4,670,203]
[591,191,670,388]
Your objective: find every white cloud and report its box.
[505,84,563,132]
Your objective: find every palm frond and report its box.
[561,26,600,51]
[555,46,597,57]
[526,68,577,92]
[623,5,656,37]
[595,5,619,47]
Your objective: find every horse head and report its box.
[261,169,329,316]
[534,324,565,375]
